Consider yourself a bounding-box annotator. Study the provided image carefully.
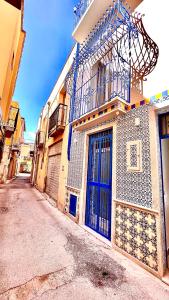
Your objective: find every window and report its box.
[126,140,142,172]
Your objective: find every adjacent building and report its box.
[0,0,26,182]
[2,101,26,181]
[32,49,74,211]
[33,0,169,283]
[18,142,34,174]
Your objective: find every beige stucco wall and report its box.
[34,48,75,201]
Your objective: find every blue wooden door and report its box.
[85,129,112,240]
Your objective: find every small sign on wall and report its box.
[126,140,142,172]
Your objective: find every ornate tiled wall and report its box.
[67,130,85,189]
[115,203,158,271]
[67,119,116,190]
[116,105,152,208]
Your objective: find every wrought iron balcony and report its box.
[73,0,143,43]
[73,97,129,131]
[74,0,92,26]
[67,1,159,122]
[48,104,67,137]
[72,66,130,121]
[36,131,45,148]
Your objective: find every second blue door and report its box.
[85,129,112,240]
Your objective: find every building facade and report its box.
[0,0,26,182]
[1,101,26,181]
[18,142,34,174]
[65,0,166,280]
[33,0,169,283]
[32,49,75,211]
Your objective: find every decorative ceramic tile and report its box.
[67,118,115,189]
[126,140,142,172]
[67,131,85,189]
[116,105,152,208]
[68,105,152,208]
[115,203,158,271]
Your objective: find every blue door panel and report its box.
[69,194,77,217]
[85,130,112,240]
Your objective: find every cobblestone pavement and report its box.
[0,175,169,300]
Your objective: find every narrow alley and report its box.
[0,176,168,300]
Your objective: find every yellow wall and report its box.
[35,115,48,191]
[35,89,70,212]
[5,101,20,146]
[19,143,33,174]
[0,1,25,183]
[0,0,25,122]
[20,144,32,157]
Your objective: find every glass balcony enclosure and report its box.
[36,131,45,148]
[4,106,19,138]
[48,103,67,137]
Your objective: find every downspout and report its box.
[34,110,43,185]
[67,43,80,161]
[44,102,51,191]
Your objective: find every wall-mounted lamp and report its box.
[135,118,140,127]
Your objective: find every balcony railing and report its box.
[68,1,159,122]
[48,104,67,137]
[74,0,92,26]
[70,60,130,121]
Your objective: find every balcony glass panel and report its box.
[8,106,19,129]
[36,131,45,147]
[48,104,67,137]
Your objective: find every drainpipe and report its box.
[67,43,80,161]
[34,110,43,186]
[43,101,51,191]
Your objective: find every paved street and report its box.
[0,175,169,300]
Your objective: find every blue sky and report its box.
[14,0,77,142]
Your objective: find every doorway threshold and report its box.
[81,224,112,248]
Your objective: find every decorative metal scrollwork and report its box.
[67,0,159,121]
